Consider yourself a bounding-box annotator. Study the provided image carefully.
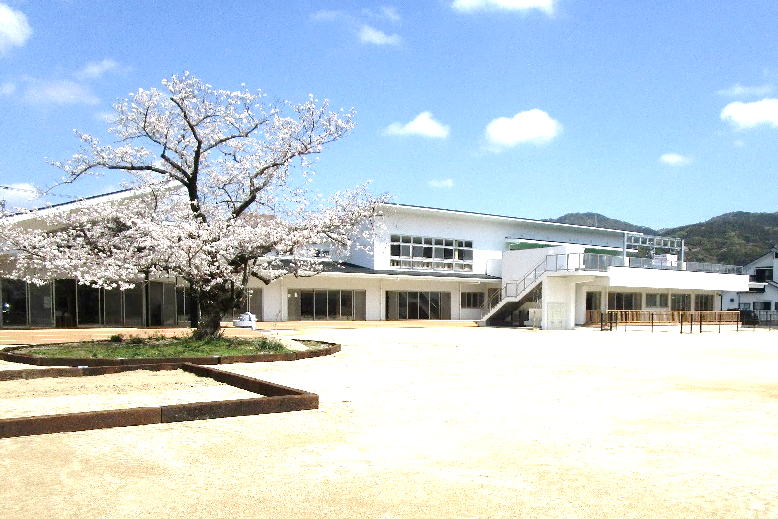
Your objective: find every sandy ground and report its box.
[1,326,777,518]
[0,369,259,419]
[0,320,477,346]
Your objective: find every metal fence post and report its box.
[680,313,684,334]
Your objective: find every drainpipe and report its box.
[680,239,685,267]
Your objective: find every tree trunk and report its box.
[191,284,241,340]
[193,304,224,339]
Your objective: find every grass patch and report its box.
[18,336,292,359]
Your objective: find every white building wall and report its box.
[363,205,632,275]
[250,205,752,326]
[575,282,590,325]
[256,273,498,321]
[722,248,778,311]
[270,275,384,321]
[538,268,747,329]
[371,207,508,274]
[725,284,778,311]
[746,251,778,273]
[501,245,585,282]
[605,267,748,292]
[542,277,576,330]
[378,277,498,320]
[343,232,375,269]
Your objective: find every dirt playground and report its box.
[1,326,776,518]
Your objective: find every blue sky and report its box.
[1,0,777,229]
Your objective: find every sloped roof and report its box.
[382,203,642,237]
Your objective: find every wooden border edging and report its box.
[0,407,162,438]
[0,363,181,382]
[0,363,319,438]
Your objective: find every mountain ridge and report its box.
[549,211,778,266]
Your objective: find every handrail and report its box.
[480,257,551,317]
[684,261,742,274]
[481,252,746,320]
[545,253,743,275]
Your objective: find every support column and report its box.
[622,232,628,263]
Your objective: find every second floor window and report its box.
[389,234,473,271]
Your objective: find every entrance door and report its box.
[77,285,102,326]
[546,302,566,330]
[147,282,164,326]
[585,291,602,324]
[54,279,77,328]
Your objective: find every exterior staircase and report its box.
[479,258,549,326]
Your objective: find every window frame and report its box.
[390,234,473,271]
[460,292,485,309]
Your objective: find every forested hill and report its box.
[549,212,656,235]
[550,211,778,266]
[661,212,778,266]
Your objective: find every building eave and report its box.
[381,203,643,237]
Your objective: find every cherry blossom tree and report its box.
[0,74,384,338]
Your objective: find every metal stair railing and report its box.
[481,257,550,318]
[479,252,616,319]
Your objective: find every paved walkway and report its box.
[1,326,777,518]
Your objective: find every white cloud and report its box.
[428,178,454,189]
[359,24,401,45]
[452,0,554,14]
[485,109,561,149]
[717,83,774,98]
[385,112,450,138]
[314,9,402,46]
[0,3,32,54]
[659,153,691,166]
[0,80,15,96]
[380,6,401,22]
[23,78,100,105]
[721,98,778,129]
[12,59,124,106]
[76,58,120,80]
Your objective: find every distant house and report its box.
[1,197,750,330]
[722,246,778,312]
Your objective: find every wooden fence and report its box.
[587,310,742,332]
